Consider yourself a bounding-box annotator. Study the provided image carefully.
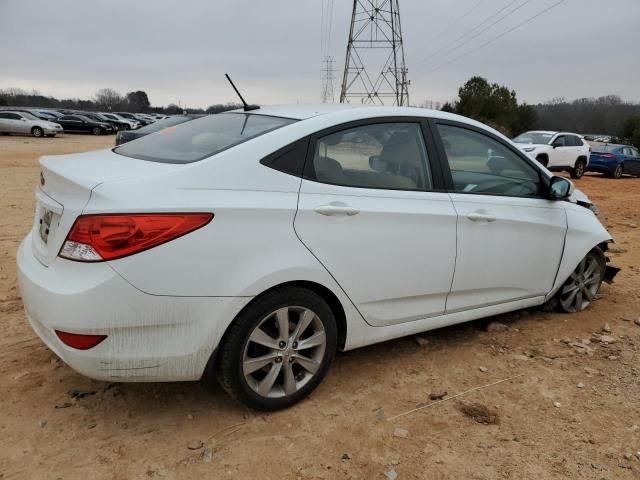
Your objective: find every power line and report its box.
[416,0,568,77]
[412,0,524,73]
[418,0,485,49]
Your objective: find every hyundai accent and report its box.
[17,105,616,410]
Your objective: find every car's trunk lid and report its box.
[32,149,180,266]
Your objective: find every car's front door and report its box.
[623,147,640,176]
[549,135,572,167]
[6,112,29,133]
[434,122,567,313]
[295,119,457,327]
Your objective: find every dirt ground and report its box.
[1,134,639,480]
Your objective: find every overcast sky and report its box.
[1,0,638,108]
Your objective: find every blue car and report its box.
[587,144,640,178]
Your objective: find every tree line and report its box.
[0,87,241,116]
[440,76,640,146]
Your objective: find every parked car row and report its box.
[0,107,177,137]
[513,130,639,179]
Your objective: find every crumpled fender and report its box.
[547,204,613,299]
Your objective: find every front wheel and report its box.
[557,248,605,313]
[215,287,337,411]
[92,127,101,135]
[570,159,586,179]
[31,127,44,137]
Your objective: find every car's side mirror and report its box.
[548,176,574,200]
[551,142,562,149]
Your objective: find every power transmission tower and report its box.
[339,0,410,106]
[321,56,336,103]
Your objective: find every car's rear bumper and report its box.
[586,161,616,175]
[43,127,62,135]
[17,233,251,382]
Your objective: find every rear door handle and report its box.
[466,212,496,222]
[314,204,360,217]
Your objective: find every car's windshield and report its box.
[513,132,555,144]
[20,112,40,121]
[114,112,296,164]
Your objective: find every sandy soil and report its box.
[0,134,639,480]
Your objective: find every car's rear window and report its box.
[114,112,296,164]
[593,145,621,153]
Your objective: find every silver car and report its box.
[0,111,63,137]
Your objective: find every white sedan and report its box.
[17,105,616,410]
[0,110,63,137]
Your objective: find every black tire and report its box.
[121,124,130,131]
[547,247,606,313]
[609,163,623,179]
[536,155,549,168]
[112,125,119,133]
[570,159,586,179]
[31,127,44,138]
[92,127,101,135]
[215,286,337,411]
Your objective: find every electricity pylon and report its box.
[339,0,410,106]
[321,56,336,103]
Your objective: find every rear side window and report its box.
[306,123,432,191]
[260,137,309,176]
[114,113,296,164]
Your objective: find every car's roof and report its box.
[238,103,467,122]
[224,103,516,144]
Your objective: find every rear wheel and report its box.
[557,248,605,313]
[92,127,101,135]
[610,163,623,179]
[570,159,586,179]
[31,127,44,138]
[215,287,337,411]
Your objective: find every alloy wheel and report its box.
[559,255,603,313]
[242,306,326,398]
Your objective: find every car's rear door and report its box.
[432,120,567,313]
[294,118,457,327]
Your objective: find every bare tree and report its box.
[94,88,124,111]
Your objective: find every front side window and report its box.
[437,124,541,197]
[114,113,296,164]
[553,135,567,147]
[309,122,432,191]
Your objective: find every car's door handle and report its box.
[466,212,496,222]
[314,204,360,217]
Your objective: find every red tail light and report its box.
[59,213,213,262]
[56,330,107,350]
[599,153,615,158]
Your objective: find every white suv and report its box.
[513,131,591,179]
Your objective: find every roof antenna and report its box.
[225,74,260,112]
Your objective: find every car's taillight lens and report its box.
[55,330,107,350]
[600,153,615,158]
[59,213,213,262]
